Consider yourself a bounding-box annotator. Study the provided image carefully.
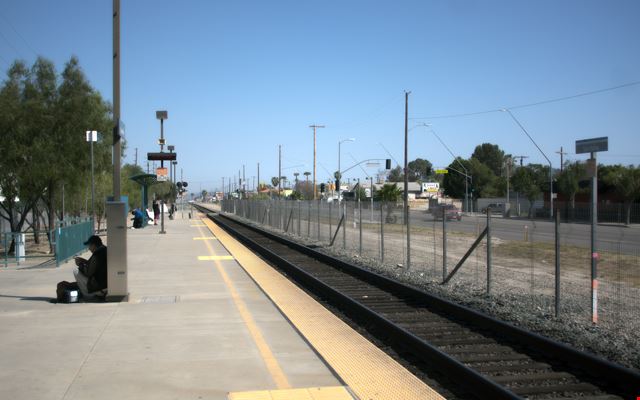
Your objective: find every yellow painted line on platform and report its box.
[228,386,353,400]
[203,217,445,400]
[193,236,218,240]
[197,255,234,261]
[196,220,291,390]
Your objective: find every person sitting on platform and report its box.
[54,235,108,302]
[132,208,144,229]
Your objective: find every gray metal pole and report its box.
[359,189,363,256]
[90,138,95,229]
[317,199,320,240]
[370,177,374,223]
[486,209,492,294]
[343,201,346,249]
[113,0,121,199]
[590,152,598,324]
[380,203,385,263]
[404,91,411,269]
[443,207,447,281]
[307,201,311,237]
[160,200,166,234]
[555,207,560,318]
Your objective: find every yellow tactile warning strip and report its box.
[195,224,291,390]
[197,255,234,261]
[203,218,445,400]
[228,386,353,400]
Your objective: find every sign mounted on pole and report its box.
[422,182,440,193]
[156,167,168,182]
[435,169,448,174]
[575,136,608,325]
[576,137,608,154]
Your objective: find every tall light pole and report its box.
[156,111,168,233]
[338,138,355,201]
[309,124,325,200]
[502,109,554,218]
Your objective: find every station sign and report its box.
[435,169,448,174]
[576,137,608,154]
[148,152,177,161]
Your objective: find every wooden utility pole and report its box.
[556,147,569,172]
[309,124,325,200]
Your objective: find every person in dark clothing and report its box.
[152,199,160,225]
[55,235,108,302]
[131,208,144,228]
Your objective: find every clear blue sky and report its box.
[2,0,639,193]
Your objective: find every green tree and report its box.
[374,183,402,222]
[471,143,505,176]
[511,164,547,217]
[407,158,433,181]
[288,190,303,200]
[602,165,640,225]
[387,166,403,182]
[442,158,473,199]
[556,161,586,219]
[0,57,113,251]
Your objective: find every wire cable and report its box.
[0,13,38,56]
[411,80,640,120]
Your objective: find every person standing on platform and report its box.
[152,199,160,225]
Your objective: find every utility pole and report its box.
[309,124,325,200]
[513,155,529,167]
[134,148,138,166]
[242,164,246,195]
[556,147,568,172]
[222,177,225,200]
[257,162,260,193]
[403,91,411,269]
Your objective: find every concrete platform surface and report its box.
[0,213,341,400]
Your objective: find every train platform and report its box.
[0,209,443,400]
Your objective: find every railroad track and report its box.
[199,206,640,399]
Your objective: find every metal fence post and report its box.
[297,201,301,236]
[486,209,492,294]
[407,203,411,269]
[443,206,447,282]
[359,196,363,256]
[317,200,321,240]
[380,202,385,263]
[329,201,332,241]
[555,208,561,317]
[307,201,311,237]
[343,201,347,249]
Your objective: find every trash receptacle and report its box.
[15,233,25,262]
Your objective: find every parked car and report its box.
[431,204,462,221]
[482,203,505,214]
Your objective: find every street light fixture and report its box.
[501,109,554,218]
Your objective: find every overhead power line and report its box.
[411,80,640,120]
[0,13,38,57]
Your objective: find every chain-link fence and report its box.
[220,199,640,330]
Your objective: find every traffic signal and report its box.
[320,183,326,193]
[385,159,391,170]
